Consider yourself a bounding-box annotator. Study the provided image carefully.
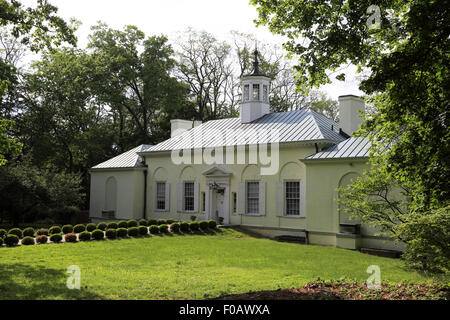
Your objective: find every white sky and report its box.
[22,0,364,99]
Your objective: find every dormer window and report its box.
[253,84,260,100]
[243,84,250,101]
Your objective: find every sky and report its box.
[22,0,363,99]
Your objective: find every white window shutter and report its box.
[237,182,246,214]
[165,182,170,212]
[300,180,306,217]
[205,189,210,216]
[177,182,183,212]
[193,182,199,212]
[259,181,266,215]
[276,182,284,216]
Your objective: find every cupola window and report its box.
[253,84,260,100]
[243,84,250,101]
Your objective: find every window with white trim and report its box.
[156,182,166,210]
[243,84,250,101]
[252,84,260,100]
[247,182,259,214]
[184,182,194,211]
[285,181,300,216]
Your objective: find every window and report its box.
[156,182,166,210]
[252,84,260,100]
[263,85,268,102]
[243,84,250,101]
[201,192,206,213]
[285,181,300,216]
[184,182,194,211]
[247,182,259,214]
[232,192,237,213]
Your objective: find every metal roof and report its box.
[305,137,370,160]
[91,144,152,169]
[143,109,346,153]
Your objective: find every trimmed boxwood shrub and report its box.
[105,229,117,239]
[128,227,139,237]
[62,224,73,234]
[107,222,118,230]
[5,234,19,246]
[97,222,107,231]
[118,221,128,228]
[86,223,97,232]
[49,226,62,235]
[8,228,22,238]
[23,227,35,237]
[138,219,148,226]
[157,219,167,225]
[36,235,48,244]
[149,225,159,234]
[199,220,209,230]
[0,229,7,238]
[166,219,176,224]
[117,228,128,238]
[22,236,35,245]
[180,221,189,232]
[73,224,86,233]
[170,223,180,233]
[138,225,148,235]
[92,229,104,240]
[127,219,138,228]
[50,233,62,243]
[64,233,77,242]
[79,231,91,241]
[189,221,200,231]
[208,220,217,229]
[159,224,169,233]
[147,218,157,226]
[36,228,49,236]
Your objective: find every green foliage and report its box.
[180,221,189,233]
[199,221,209,230]
[79,231,91,241]
[157,219,166,225]
[23,227,35,237]
[52,206,80,225]
[35,235,48,244]
[138,226,148,236]
[189,221,200,231]
[0,228,7,238]
[127,227,139,237]
[0,237,3,246]
[138,219,147,226]
[107,222,118,230]
[4,234,19,246]
[36,228,48,236]
[116,228,128,238]
[0,119,22,166]
[21,236,35,245]
[117,221,128,228]
[8,228,22,238]
[73,224,85,233]
[105,229,117,239]
[159,224,169,234]
[64,233,77,243]
[50,233,62,243]
[86,223,96,232]
[96,222,107,231]
[170,223,180,233]
[127,220,138,228]
[149,225,159,234]
[49,226,62,235]
[208,220,217,229]
[91,229,104,240]
[166,219,175,224]
[62,225,73,234]
[147,218,157,226]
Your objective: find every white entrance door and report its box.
[215,191,225,222]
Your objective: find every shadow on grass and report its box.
[0,263,104,300]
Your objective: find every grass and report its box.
[0,228,447,299]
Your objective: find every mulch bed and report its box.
[218,281,450,300]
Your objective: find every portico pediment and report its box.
[202,166,232,177]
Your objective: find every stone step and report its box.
[360,247,401,259]
[274,235,307,244]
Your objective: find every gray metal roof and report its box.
[91,144,152,169]
[143,109,346,153]
[305,137,370,160]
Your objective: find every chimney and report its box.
[170,119,201,138]
[338,95,365,136]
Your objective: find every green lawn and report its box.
[0,228,447,299]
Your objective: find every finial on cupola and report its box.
[252,41,261,75]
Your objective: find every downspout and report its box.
[143,169,148,220]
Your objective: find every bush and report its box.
[64,233,77,243]
[199,220,209,230]
[5,234,19,246]
[22,236,35,245]
[8,228,22,238]
[49,226,62,235]
[23,227,35,237]
[105,229,117,239]
[86,223,97,232]
[73,224,86,233]
[189,221,200,231]
[97,222,107,231]
[208,220,217,229]
[50,233,62,243]
[170,223,180,233]
[117,228,128,238]
[0,229,7,238]
[36,228,49,236]
[118,221,128,228]
[127,219,138,228]
[149,225,159,234]
[36,235,48,244]
[166,219,176,224]
[107,222,118,230]
[92,229,104,240]
[147,218,157,226]
[139,219,148,226]
[0,237,3,246]
[159,224,169,233]
[138,225,148,236]
[157,219,167,225]
[79,231,91,241]
[180,221,189,232]
[127,227,139,237]
[62,224,73,234]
